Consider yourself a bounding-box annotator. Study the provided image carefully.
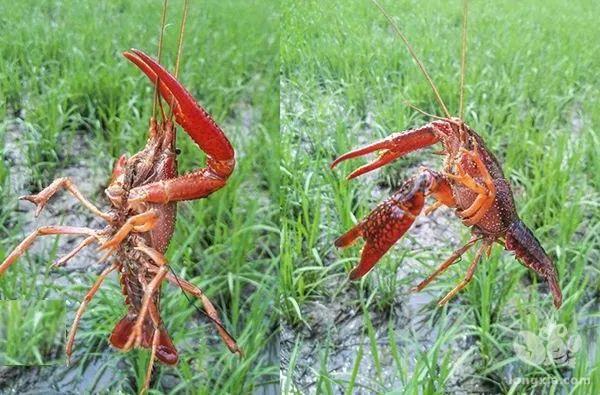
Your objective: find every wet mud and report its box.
[1,118,120,393]
[280,184,496,393]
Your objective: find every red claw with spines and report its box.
[122,49,235,205]
[336,173,429,279]
[123,49,234,170]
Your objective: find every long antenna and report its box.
[402,99,446,120]
[370,0,451,119]
[459,0,468,119]
[167,0,190,121]
[153,0,169,120]
[174,0,190,79]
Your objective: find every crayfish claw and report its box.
[342,174,430,280]
[331,125,440,178]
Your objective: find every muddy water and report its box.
[0,349,119,394]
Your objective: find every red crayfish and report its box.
[0,31,240,395]
[331,0,562,309]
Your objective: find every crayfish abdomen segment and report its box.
[505,220,562,308]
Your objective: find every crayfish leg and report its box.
[437,241,489,306]
[0,226,97,276]
[97,210,159,251]
[20,177,113,221]
[411,236,480,293]
[163,271,242,356]
[449,150,497,226]
[141,329,161,395]
[66,264,116,364]
[139,326,177,394]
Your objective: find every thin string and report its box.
[167,266,238,342]
[402,100,446,121]
[168,0,190,120]
[174,0,190,79]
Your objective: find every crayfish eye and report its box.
[175,148,181,155]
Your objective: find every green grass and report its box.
[1,0,599,393]
[0,300,66,365]
[0,0,278,393]
[281,0,599,393]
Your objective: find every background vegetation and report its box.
[0,300,66,365]
[0,0,279,393]
[281,0,599,393]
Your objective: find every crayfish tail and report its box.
[109,314,135,350]
[505,220,562,308]
[155,327,178,365]
[109,314,178,365]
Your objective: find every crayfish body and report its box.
[332,118,562,308]
[0,49,240,392]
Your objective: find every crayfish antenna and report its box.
[370,0,451,118]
